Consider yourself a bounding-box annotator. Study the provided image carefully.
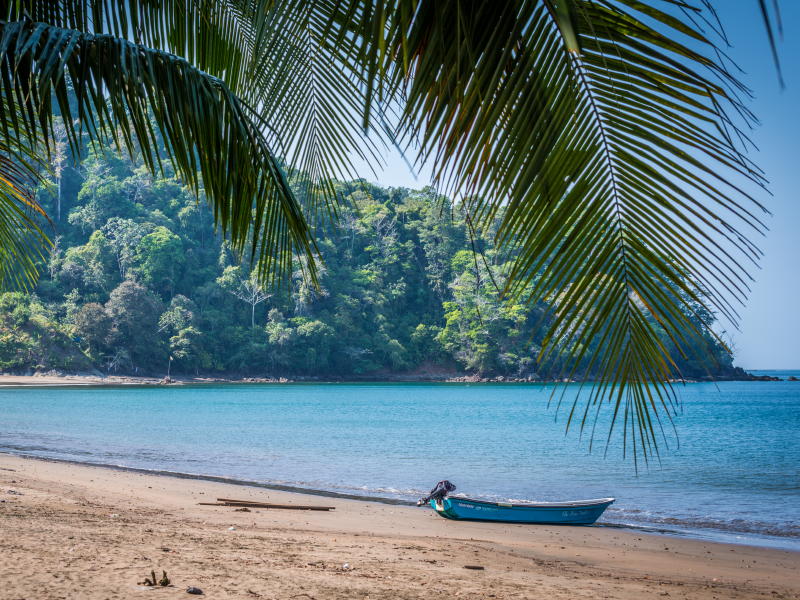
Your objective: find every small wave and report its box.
[604,507,800,540]
[4,448,799,547]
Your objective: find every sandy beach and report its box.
[0,454,797,599]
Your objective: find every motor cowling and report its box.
[417,480,456,506]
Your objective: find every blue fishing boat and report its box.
[418,481,613,525]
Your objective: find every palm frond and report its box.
[0,139,50,291]
[237,0,393,229]
[333,0,768,462]
[0,16,318,290]
[9,0,393,240]
[756,0,784,87]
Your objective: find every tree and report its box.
[103,218,145,280]
[340,210,367,257]
[49,119,68,224]
[293,320,335,371]
[137,227,184,297]
[73,303,112,354]
[61,231,115,294]
[291,255,327,317]
[106,281,163,364]
[48,236,63,282]
[74,159,111,232]
[121,165,153,206]
[158,296,198,333]
[369,214,399,265]
[170,327,204,373]
[218,266,271,328]
[264,310,295,369]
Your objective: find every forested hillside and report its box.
[0,119,735,380]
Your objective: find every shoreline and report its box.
[4,451,799,552]
[1,451,418,506]
[1,453,797,599]
[0,369,774,386]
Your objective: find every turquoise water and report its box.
[1,373,798,548]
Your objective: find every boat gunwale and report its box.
[443,497,615,509]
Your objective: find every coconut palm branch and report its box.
[0,0,396,283]
[327,0,770,463]
[0,137,50,291]
[0,2,322,290]
[137,0,395,226]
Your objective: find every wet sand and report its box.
[0,454,797,599]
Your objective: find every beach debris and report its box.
[199,498,334,511]
[464,566,485,570]
[7,490,21,495]
[229,527,236,530]
[343,564,350,570]
[186,587,203,595]
[234,507,251,512]
[139,570,171,587]
[109,513,119,518]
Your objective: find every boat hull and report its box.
[431,497,614,525]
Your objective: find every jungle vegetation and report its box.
[0,143,735,380]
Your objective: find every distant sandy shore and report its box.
[0,373,527,386]
[0,373,713,386]
[0,373,299,386]
[0,373,218,386]
[0,373,162,385]
[0,454,797,599]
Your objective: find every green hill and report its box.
[1,132,736,381]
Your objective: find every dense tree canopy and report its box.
[0,142,734,384]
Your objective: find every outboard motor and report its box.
[417,480,457,506]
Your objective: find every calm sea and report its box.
[1,373,798,549]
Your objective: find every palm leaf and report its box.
[236,0,393,229]
[0,15,318,290]
[0,137,50,291]
[332,0,768,462]
[164,0,394,227]
[3,0,393,273]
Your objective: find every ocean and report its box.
[1,373,798,549]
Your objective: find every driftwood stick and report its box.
[198,500,333,511]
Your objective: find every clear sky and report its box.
[352,1,798,370]
[712,1,799,369]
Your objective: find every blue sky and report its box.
[352,1,798,370]
[714,1,799,369]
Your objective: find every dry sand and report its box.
[0,453,797,600]
[0,374,163,386]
